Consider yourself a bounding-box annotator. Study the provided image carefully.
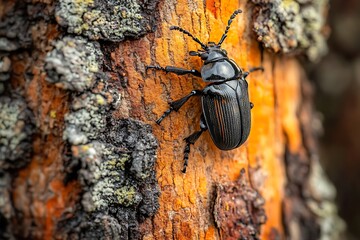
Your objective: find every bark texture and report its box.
[0,0,344,239]
[310,0,360,238]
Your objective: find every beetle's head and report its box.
[190,43,228,63]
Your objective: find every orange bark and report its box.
[112,2,305,239]
[1,0,333,239]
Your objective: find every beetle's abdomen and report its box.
[202,80,251,150]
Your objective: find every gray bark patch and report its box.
[251,0,329,61]
[55,0,159,42]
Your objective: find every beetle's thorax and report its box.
[200,46,242,82]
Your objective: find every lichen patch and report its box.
[252,0,329,61]
[55,0,158,41]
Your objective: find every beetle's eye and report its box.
[223,50,227,55]
[200,53,208,60]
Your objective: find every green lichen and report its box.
[48,8,160,232]
[55,0,151,41]
[114,186,138,207]
[252,0,328,61]
[64,109,105,145]
[105,153,130,171]
[0,96,34,168]
[44,36,103,92]
[75,119,159,214]
[60,107,159,239]
[63,85,119,145]
[78,144,140,211]
[305,160,346,239]
[0,3,31,52]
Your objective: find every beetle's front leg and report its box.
[183,115,207,173]
[156,90,203,124]
[146,65,201,77]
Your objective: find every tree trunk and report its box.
[0,0,345,239]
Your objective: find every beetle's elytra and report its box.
[146,9,263,173]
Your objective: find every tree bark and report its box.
[0,0,345,239]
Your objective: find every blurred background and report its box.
[308,0,360,238]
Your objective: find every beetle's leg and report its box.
[156,90,202,125]
[249,66,264,73]
[242,67,264,79]
[183,115,208,173]
[146,65,201,78]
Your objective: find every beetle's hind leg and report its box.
[146,65,201,77]
[241,67,262,110]
[249,66,264,73]
[242,67,264,78]
[156,90,202,124]
[183,115,208,173]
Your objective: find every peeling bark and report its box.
[214,169,267,240]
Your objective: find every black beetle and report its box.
[146,9,263,173]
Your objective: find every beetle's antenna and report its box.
[170,26,207,49]
[217,9,242,46]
